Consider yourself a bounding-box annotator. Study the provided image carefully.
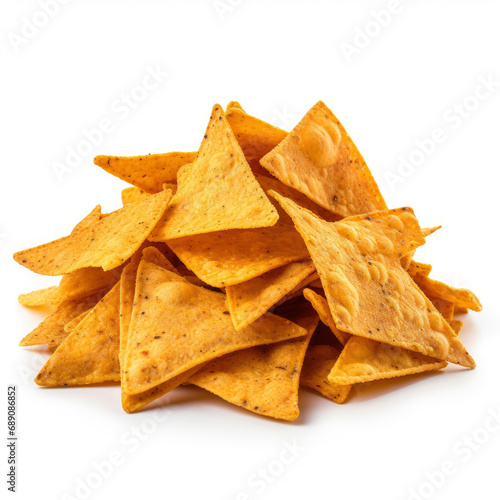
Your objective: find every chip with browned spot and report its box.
[35,283,122,386]
[260,101,387,217]
[14,189,172,275]
[226,260,315,331]
[122,260,308,397]
[188,301,318,421]
[270,191,475,368]
[150,105,278,241]
[94,152,197,193]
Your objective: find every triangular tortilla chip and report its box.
[303,288,351,346]
[19,293,103,349]
[188,302,319,421]
[120,248,187,413]
[409,262,482,312]
[167,176,310,287]
[225,107,287,176]
[328,336,447,386]
[18,286,59,306]
[260,101,387,217]
[35,283,122,386]
[226,101,245,112]
[94,152,197,193]
[300,345,351,403]
[150,105,278,241]
[121,187,150,206]
[270,191,475,368]
[122,260,308,396]
[226,260,315,331]
[63,309,91,334]
[14,189,172,275]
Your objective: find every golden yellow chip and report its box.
[303,288,351,346]
[260,101,387,217]
[300,345,351,404]
[226,101,245,112]
[409,262,482,312]
[225,107,287,176]
[122,260,308,396]
[226,260,315,330]
[18,286,58,306]
[35,283,122,386]
[166,176,310,287]
[270,191,475,368]
[63,309,90,334]
[14,189,172,275]
[121,187,150,206]
[328,336,447,386]
[188,301,319,421]
[430,297,454,322]
[19,293,103,349]
[150,105,278,241]
[94,152,196,193]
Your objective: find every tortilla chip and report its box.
[430,298,454,322]
[19,293,103,349]
[303,288,351,346]
[14,189,172,275]
[122,260,308,396]
[300,345,351,403]
[63,309,90,334]
[309,278,322,288]
[409,263,482,312]
[260,101,387,217]
[226,101,245,112]
[273,271,319,307]
[150,105,278,241]
[226,260,315,330]
[225,107,287,176]
[18,286,58,306]
[328,336,447,386]
[188,302,319,421]
[35,283,122,386]
[167,176,310,287]
[449,319,463,335]
[94,152,197,193]
[270,191,475,368]
[121,187,149,205]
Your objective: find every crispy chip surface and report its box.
[226,260,315,331]
[35,283,121,386]
[328,336,447,386]
[14,190,172,275]
[94,152,196,193]
[122,260,308,396]
[167,177,310,287]
[150,105,278,241]
[260,101,387,217]
[19,294,103,349]
[300,345,351,403]
[188,302,319,421]
[270,191,475,368]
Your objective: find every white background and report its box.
[1,1,499,499]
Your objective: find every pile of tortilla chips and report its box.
[15,100,482,421]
